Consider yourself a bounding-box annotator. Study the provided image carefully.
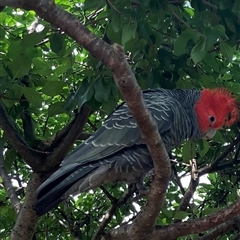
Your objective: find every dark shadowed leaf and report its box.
[220,42,233,62]
[48,102,67,117]
[20,87,43,108]
[42,81,66,97]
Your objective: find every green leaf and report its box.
[74,79,94,111]
[4,149,17,172]
[48,102,66,117]
[0,26,5,40]
[9,56,32,78]
[220,42,233,62]
[174,29,197,56]
[1,84,22,107]
[225,82,240,94]
[20,87,43,108]
[94,78,111,102]
[214,25,226,37]
[174,211,189,220]
[203,53,219,72]
[233,1,240,15]
[111,14,121,33]
[190,38,207,64]
[137,21,150,40]
[0,12,7,22]
[182,140,196,162]
[32,57,50,70]
[83,0,106,11]
[21,27,49,47]
[202,207,219,215]
[102,98,116,114]
[122,21,137,45]
[198,139,209,157]
[225,18,235,33]
[42,81,65,97]
[49,33,66,55]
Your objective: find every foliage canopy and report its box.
[0,0,240,239]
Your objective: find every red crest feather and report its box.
[195,88,238,133]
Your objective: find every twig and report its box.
[169,8,205,38]
[93,185,136,240]
[106,0,121,13]
[172,165,185,195]
[174,159,199,222]
[201,0,218,10]
[100,186,117,202]
[199,134,240,176]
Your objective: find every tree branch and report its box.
[10,173,42,240]
[104,197,240,239]
[0,145,21,213]
[94,185,136,240]
[41,105,91,172]
[175,159,199,222]
[201,0,218,10]
[0,101,43,171]
[199,134,240,176]
[198,217,236,240]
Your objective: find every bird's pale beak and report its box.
[204,128,217,140]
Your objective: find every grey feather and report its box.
[34,88,203,216]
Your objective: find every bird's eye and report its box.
[209,116,215,123]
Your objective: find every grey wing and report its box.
[61,98,174,166]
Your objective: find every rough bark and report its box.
[10,173,41,240]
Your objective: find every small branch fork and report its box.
[93,185,136,240]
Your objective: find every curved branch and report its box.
[110,45,171,239]
[0,101,43,171]
[104,197,240,240]
[42,105,91,172]
[198,217,236,240]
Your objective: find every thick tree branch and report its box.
[44,122,91,152]
[198,217,236,240]
[110,45,171,239]
[0,101,43,171]
[153,198,240,239]
[104,197,240,240]
[10,173,42,240]
[0,145,21,213]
